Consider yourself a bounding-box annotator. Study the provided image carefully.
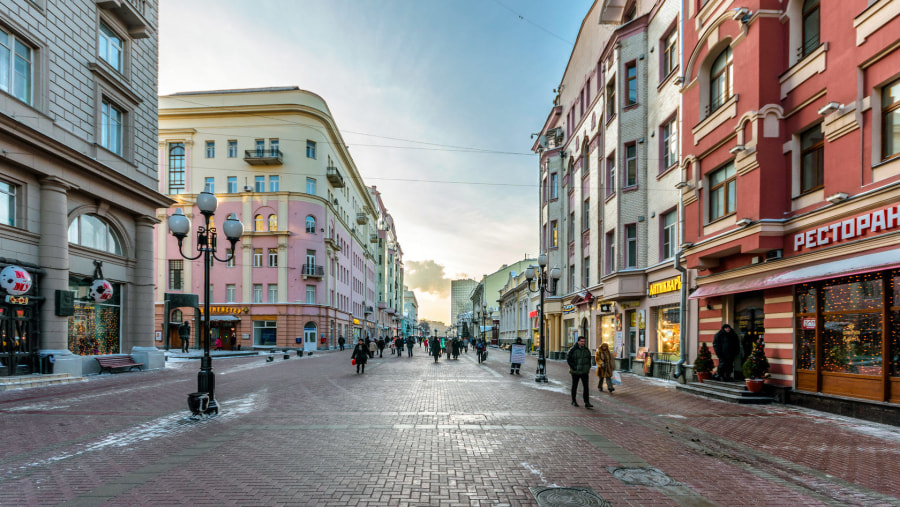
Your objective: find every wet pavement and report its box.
[1,347,898,506]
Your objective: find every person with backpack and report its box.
[476,339,486,364]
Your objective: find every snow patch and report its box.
[521,462,558,487]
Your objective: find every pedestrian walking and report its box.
[351,338,368,374]
[214,336,223,350]
[713,324,740,381]
[476,339,486,363]
[463,337,468,354]
[430,335,441,362]
[338,336,345,351]
[178,321,190,353]
[377,337,385,358]
[406,336,414,357]
[595,342,615,392]
[368,338,377,359]
[567,336,593,408]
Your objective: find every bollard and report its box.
[266,355,274,362]
[297,350,303,357]
[283,353,290,360]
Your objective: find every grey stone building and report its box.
[0,0,169,377]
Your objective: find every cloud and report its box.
[405,260,451,297]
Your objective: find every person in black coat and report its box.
[351,338,368,374]
[713,323,740,381]
[430,336,441,362]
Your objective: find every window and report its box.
[882,79,900,161]
[625,143,637,187]
[1,27,33,104]
[606,230,615,274]
[306,285,316,304]
[306,177,316,195]
[625,224,637,268]
[661,116,678,170]
[269,139,279,155]
[550,220,558,248]
[268,214,277,231]
[204,177,214,193]
[709,46,732,113]
[269,175,279,192]
[268,284,278,303]
[168,143,185,194]
[98,22,123,72]
[606,154,616,197]
[68,214,122,254]
[227,140,237,158]
[606,77,616,122]
[583,255,590,287]
[255,139,265,156]
[268,248,278,267]
[800,124,824,193]
[306,140,317,159]
[253,284,263,303]
[254,214,263,231]
[254,320,277,346]
[253,248,263,268]
[226,284,236,303]
[568,211,575,241]
[255,175,265,193]
[662,209,677,261]
[1,179,17,227]
[801,0,820,58]
[306,215,316,233]
[625,62,637,106]
[582,198,590,231]
[662,28,677,78]
[101,99,124,155]
[550,173,558,199]
[226,248,235,268]
[168,260,183,290]
[709,162,736,221]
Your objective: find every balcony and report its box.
[356,213,368,225]
[326,166,345,187]
[243,148,283,165]
[324,236,342,251]
[300,264,324,278]
[365,306,374,314]
[370,233,377,243]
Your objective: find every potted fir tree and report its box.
[742,339,770,393]
[693,342,714,382]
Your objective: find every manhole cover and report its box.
[530,487,611,507]
[606,466,677,487]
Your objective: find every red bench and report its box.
[96,355,144,374]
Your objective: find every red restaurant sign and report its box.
[793,204,900,252]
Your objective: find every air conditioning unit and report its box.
[764,249,783,262]
[243,185,253,192]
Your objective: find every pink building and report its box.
[154,88,381,351]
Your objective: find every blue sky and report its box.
[159,0,594,322]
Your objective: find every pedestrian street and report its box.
[1,347,898,506]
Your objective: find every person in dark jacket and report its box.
[376,337,385,357]
[430,335,441,362]
[338,336,345,351]
[406,336,414,357]
[351,338,368,374]
[713,323,740,381]
[566,336,593,408]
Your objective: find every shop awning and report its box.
[690,250,900,299]
[208,315,241,321]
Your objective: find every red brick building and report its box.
[680,0,900,409]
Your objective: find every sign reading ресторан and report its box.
[793,203,900,251]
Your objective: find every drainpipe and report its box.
[672,251,688,379]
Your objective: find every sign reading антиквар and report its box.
[793,204,900,251]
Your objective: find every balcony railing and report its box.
[356,212,368,225]
[326,166,345,187]
[244,148,283,165]
[364,306,374,314]
[369,233,377,243]
[300,264,324,278]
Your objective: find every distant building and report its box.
[0,0,168,377]
[370,186,404,339]
[450,279,477,325]
[402,286,418,336]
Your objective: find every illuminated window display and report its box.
[67,277,121,355]
[600,315,615,348]
[656,305,680,357]
[892,273,900,377]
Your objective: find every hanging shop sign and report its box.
[89,279,114,302]
[353,318,360,325]
[562,304,576,314]
[793,203,900,252]
[5,295,28,304]
[597,301,613,312]
[648,276,681,296]
[0,265,32,296]
[200,306,248,315]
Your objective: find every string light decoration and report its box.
[67,279,121,356]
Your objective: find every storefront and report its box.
[648,275,681,361]
[0,264,40,376]
[67,276,121,356]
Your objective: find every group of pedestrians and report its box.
[350,335,418,373]
[427,336,481,362]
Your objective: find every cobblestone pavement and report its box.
[1,347,899,506]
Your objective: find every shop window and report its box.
[796,284,817,370]
[657,305,680,357]
[891,271,900,377]
[67,277,121,355]
[68,214,123,255]
[600,315,616,349]
[821,274,883,375]
[254,320,277,346]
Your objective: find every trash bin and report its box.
[40,353,55,374]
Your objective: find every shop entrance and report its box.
[735,292,765,380]
[0,304,38,376]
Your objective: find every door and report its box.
[0,305,37,376]
[303,322,317,351]
[735,292,765,380]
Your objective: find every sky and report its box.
[158,0,594,323]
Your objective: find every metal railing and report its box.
[300,264,324,277]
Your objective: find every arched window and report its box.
[801,0,820,58]
[709,46,732,113]
[168,143,185,194]
[268,214,277,231]
[306,215,316,234]
[254,214,263,232]
[67,214,123,255]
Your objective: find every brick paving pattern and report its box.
[1,348,898,506]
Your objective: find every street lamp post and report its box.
[168,192,243,417]
[525,253,561,383]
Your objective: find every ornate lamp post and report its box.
[168,192,243,417]
[525,253,560,383]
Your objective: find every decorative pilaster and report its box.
[38,176,72,351]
